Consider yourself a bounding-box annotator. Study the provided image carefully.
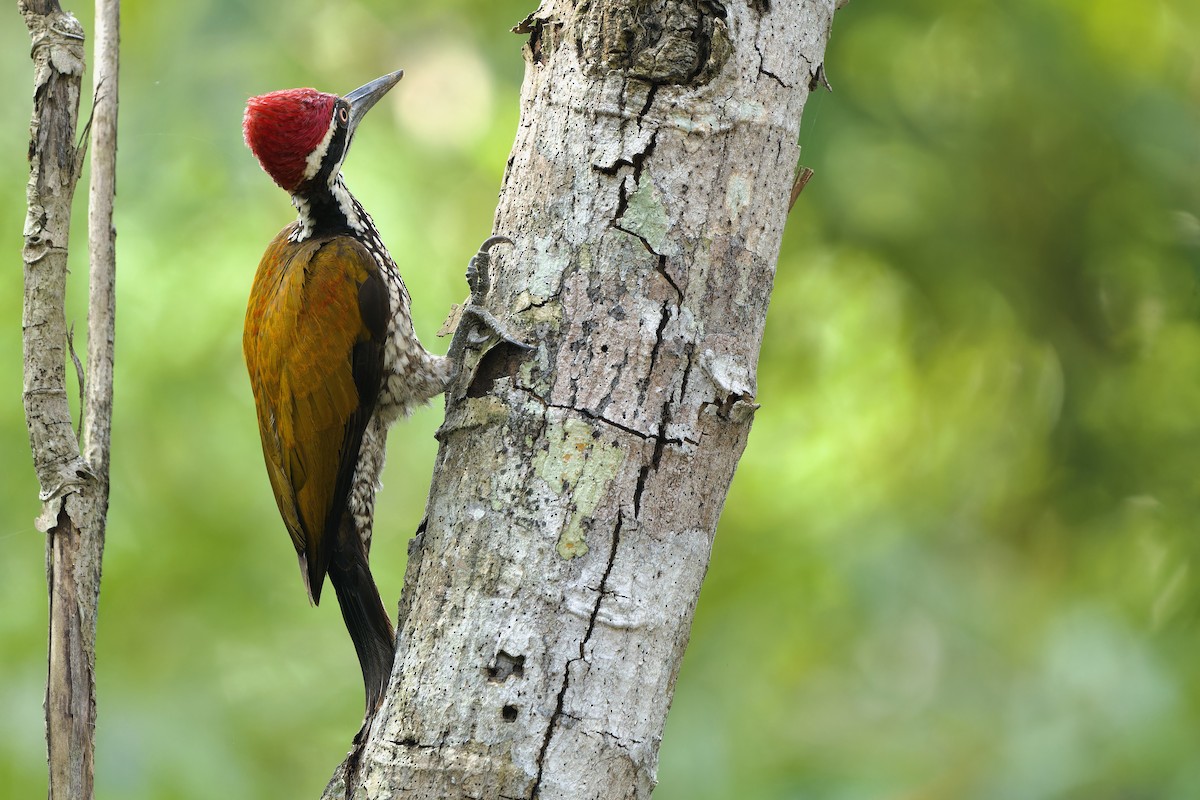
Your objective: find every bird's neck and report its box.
[289,174,370,243]
[289,173,398,284]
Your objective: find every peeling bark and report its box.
[327,1,841,797]
[20,1,119,798]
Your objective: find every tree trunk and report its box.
[20,1,119,798]
[327,1,842,797]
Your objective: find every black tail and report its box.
[328,539,395,713]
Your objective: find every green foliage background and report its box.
[2,1,1198,797]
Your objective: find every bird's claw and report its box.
[445,235,532,394]
[466,235,514,303]
[462,304,534,351]
[461,235,530,349]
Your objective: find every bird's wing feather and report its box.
[244,228,386,604]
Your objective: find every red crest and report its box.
[243,88,338,192]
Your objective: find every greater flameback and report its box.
[242,70,452,713]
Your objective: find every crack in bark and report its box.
[648,402,671,470]
[594,350,631,415]
[637,83,658,125]
[574,402,681,446]
[612,220,663,263]
[392,738,437,749]
[519,294,559,310]
[520,383,672,445]
[656,255,683,302]
[604,131,683,310]
[677,346,696,410]
[515,379,686,523]
[635,301,673,412]
[529,513,624,799]
[753,29,790,88]
[759,65,787,88]
[633,464,651,518]
[634,353,691,519]
[606,131,659,216]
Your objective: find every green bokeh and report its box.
[2,1,1197,798]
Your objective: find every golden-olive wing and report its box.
[244,227,386,604]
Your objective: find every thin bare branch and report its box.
[85,0,118,480]
[20,1,119,798]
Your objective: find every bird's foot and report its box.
[461,303,534,350]
[459,235,532,350]
[441,234,534,395]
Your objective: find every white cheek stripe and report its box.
[301,113,337,181]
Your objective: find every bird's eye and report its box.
[338,107,349,124]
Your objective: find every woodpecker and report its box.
[241,70,481,713]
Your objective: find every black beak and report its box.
[344,69,403,139]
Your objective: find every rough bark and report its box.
[19,1,118,798]
[326,1,840,797]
